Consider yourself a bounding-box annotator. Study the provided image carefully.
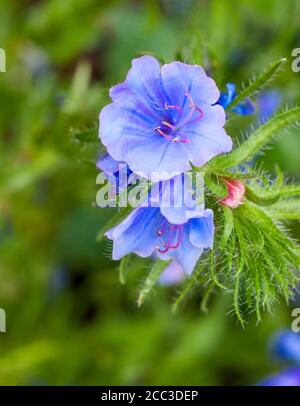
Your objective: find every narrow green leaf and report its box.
[209,107,300,170]
[204,173,227,198]
[200,282,215,313]
[172,262,205,313]
[267,199,300,220]
[234,274,245,327]
[119,256,129,285]
[209,251,226,289]
[227,58,287,111]
[137,260,169,307]
[221,206,234,248]
[246,184,300,206]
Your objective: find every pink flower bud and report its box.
[220,179,245,209]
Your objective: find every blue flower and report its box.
[259,368,300,386]
[217,83,255,115]
[270,330,300,364]
[105,204,214,276]
[99,56,232,181]
[257,90,281,120]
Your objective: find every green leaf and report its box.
[227,58,287,111]
[267,199,300,220]
[204,173,227,198]
[172,262,205,313]
[137,260,169,307]
[221,206,234,248]
[208,106,300,170]
[119,256,129,285]
[246,184,300,206]
[71,127,98,144]
[200,282,215,313]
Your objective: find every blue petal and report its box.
[110,55,166,112]
[189,209,214,248]
[161,61,220,107]
[182,105,233,167]
[217,83,236,109]
[150,174,204,224]
[106,207,162,260]
[172,225,204,275]
[97,153,121,173]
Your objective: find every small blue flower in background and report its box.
[99,55,232,181]
[105,175,214,276]
[217,83,255,115]
[258,330,300,386]
[260,368,300,386]
[270,329,300,364]
[257,90,281,120]
[47,265,70,303]
[159,260,187,286]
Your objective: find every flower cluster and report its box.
[95,55,300,318]
[98,55,250,281]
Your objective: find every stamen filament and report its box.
[156,224,183,253]
[154,127,173,141]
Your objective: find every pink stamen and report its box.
[166,225,182,249]
[154,127,173,141]
[172,136,190,144]
[178,91,204,128]
[157,243,169,254]
[165,103,182,112]
[162,121,175,130]
[156,224,183,253]
[153,91,204,144]
[156,221,167,237]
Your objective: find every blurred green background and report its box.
[0,0,300,386]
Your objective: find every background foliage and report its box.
[0,0,300,385]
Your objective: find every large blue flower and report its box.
[99,56,232,181]
[105,205,214,276]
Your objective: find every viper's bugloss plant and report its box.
[94,55,300,324]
